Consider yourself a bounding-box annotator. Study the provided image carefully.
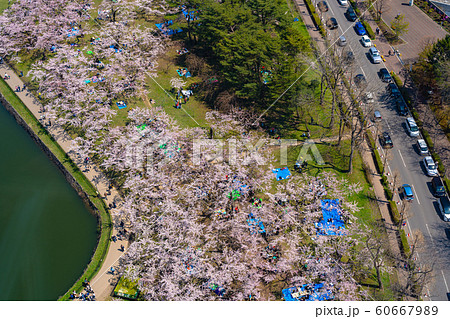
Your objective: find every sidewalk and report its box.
[363,2,450,178]
[0,65,126,300]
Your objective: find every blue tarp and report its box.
[182,8,198,20]
[67,28,81,37]
[116,102,127,109]
[272,167,291,181]
[177,68,191,78]
[282,283,333,301]
[247,213,266,234]
[109,45,122,53]
[316,199,345,236]
[155,21,183,36]
[209,283,225,296]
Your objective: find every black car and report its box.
[318,1,329,12]
[326,17,338,30]
[432,176,446,197]
[346,7,357,22]
[395,97,408,116]
[380,132,393,149]
[388,83,400,97]
[354,74,367,88]
[379,68,392,82]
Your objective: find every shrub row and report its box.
[389,200,401,225]
[399,229,411,257]
[349,0,376,39]
[304,0,326,37]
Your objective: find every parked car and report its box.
[374,110,382,122]
[361,35,372,47]
[416,139,428,155]
[423,156,439,176]
[395,97,408,116]
[346,7,357,21]
[338,35,347,46]
[354,22,366,35]
[438,196,450,221]
[326,17,338,29]
[369,47,382,64]
[318,1,329,12]
[405,117,420,137]
[388,83,401,97]
[401,184,414,201]
[338,0,348,5]
[379,68,392,82]
[432,176,446,197]
[354,74,366,88]
[380,132,393,149]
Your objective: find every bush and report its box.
[444,178,450,195]
[399,229,411,257]
[349,0,376,39]
[373,148,384,174]
[304,0,326,37]
[384,185,393,200]
[362,20,376,40]
[389,200,401,225]
[422,129,434,149]
[391,71,403,88]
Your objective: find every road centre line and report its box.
[411,184,421,205]
[398,149,407,167]
[425,224,434,245]
[441,270,449,292]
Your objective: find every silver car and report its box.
[423,156,438,176]
[369,47,382,64]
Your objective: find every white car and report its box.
[361,35,372,47]
[369,47,382,63]
[338,0,348,5]
[423,156,439,176]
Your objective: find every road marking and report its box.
[398,149,406,167]
[384,119,391,130]
[441,270,449,292]
[425,224,434,245]
[359,66,366,78]
[411,184,421,205]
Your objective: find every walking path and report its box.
[362,2,450,177]
[0,64,126,300]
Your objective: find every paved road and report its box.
[319,0,450,300]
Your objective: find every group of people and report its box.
[69,279,96,301]
[14,84,26,92]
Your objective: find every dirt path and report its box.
[0,65,126,300]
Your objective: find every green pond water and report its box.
[0,103,97,300]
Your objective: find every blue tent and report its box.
[272,167,291,181]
